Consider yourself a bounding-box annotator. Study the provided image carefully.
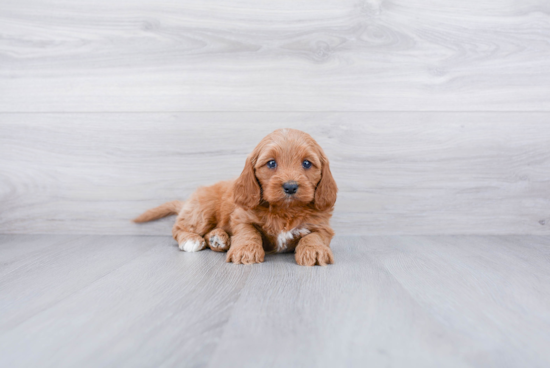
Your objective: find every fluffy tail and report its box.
[133,200,184,223]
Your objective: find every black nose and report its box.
[283,181,299,195]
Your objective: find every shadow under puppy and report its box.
[134,128,338,266]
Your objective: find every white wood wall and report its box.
[1,0,549,235]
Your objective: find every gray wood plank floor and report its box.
[1,235,549,368]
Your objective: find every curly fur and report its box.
[134,128,338,266]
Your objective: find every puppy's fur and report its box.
[134,128,337,266]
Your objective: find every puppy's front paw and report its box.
[226,244,265,265]
[295,245,334,266]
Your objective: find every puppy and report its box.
[134,128,337,266]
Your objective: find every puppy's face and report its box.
[254,137,321,206]
[234,129,337,211]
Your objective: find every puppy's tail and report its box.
[133,200,184,223]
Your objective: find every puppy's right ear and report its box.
[234,155,261,209]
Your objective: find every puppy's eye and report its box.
[302,160,312,169]
[267,160,277,169]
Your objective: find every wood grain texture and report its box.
[0,235,252,368]
[1,112,549,235]
[0,235,549,367]
[0,235,155,330]
[1,0,549,112]
[208,235,550,368]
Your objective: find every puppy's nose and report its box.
[283,181,299,195]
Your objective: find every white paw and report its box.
[209,235,226,249]
[179,239,206,252]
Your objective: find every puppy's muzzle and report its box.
[282,181,299,195]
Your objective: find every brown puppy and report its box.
[134,128,337,266]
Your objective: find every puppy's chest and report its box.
[263,226,311,253]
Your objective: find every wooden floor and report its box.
[1,235,549,368]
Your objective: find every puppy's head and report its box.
[234,129,337,211]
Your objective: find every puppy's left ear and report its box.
[314,156,338,211]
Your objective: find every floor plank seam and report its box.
[200,266,255,368]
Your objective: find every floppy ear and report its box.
[234,155,261,209]
[314,157,338,211]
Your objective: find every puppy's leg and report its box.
[171,195,213,253]
[174,230,207,252]
[226,223,264,264]
[295,231,334,266]
[205,228,231,252]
